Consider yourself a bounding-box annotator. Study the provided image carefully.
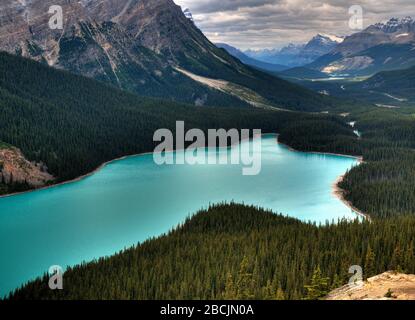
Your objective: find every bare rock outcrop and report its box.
[0,146,54,188]
[327,272,415,300]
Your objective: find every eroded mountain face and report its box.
[0,0,245,106]
[1,0,118,61]
[0,0,330,111]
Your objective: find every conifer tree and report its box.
[262,280,275,300]
[223,273,237,300]
[276,285,286,300]
[331,274,344,290]
[404,241,414,272]
[304,266,330,300]
[236,257,255,300]
[364,245,376,279]
[390,245,403,272]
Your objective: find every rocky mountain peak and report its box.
[315,34,344,43]
[305,34,340,49]
[373,16,414,33]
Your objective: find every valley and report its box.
[0,0,415,303]
[1,49,415,298]
[222,17,415,108]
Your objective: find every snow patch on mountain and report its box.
[396,33,410,38]
[319,34,344,43]
[183,8,193,22]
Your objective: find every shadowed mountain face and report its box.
[0,0,331,111]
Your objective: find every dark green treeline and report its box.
[8,204,415,300]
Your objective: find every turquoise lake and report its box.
[0,135,359,297]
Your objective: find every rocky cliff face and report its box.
[1,0,99,62]
[0,146,54,188]
[0,1,200,100]
[327,272,415,300]
[0,0,246,106]
[0,0,212,59]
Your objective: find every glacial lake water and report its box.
[0,135,359,297]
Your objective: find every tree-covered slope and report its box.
[339,108,415,218]
[278,63,415,108]
[8,204,415,300]
[352,65,415,103]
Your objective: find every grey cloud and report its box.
[176,0,276,14]
[174,0,415,49]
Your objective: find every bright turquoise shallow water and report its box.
[0,135,359,296]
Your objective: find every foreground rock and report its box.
[0,146,54,188]
[327,272,415,300]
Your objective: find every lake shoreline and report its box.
[276,139,368,220]
[0,153,156,199]
[0,132,365,222]
[332,175,371,221]
[277,139,364,162]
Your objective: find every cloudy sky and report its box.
[174,0,415,50]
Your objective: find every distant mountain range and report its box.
[215,43,288,72]
[0,0,332,111]
[243,17,415,78]
[309,17,415,76]
[245,34,344,67]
